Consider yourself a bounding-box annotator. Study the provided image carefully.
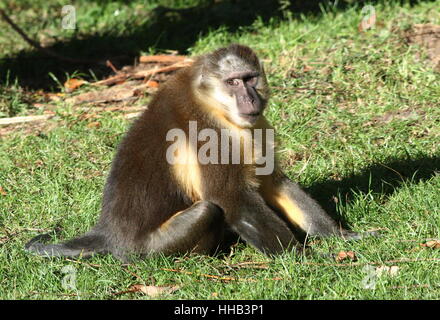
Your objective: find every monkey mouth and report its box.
[239,112,260,121]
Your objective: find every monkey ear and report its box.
[195,60,206,87]
[258,60,270,96]
[192,67,204,89]
[258,60,269,85]
[197,73,209,90]
[259,60,266,75]
[195,62,212,90]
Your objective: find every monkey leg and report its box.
[262,173,376,239]
[146,201,225,255]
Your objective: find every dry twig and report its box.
[0,115,53,126]
[94,61,193,86]
[0,9,102,64]
[139,55,192,64]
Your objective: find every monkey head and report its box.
[193,44,270,128]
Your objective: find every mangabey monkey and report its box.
[26,44,372,262]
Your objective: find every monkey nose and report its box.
[246,98,254,104]
[241,96,253,104]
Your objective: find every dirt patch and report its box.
[363,107,426,128]
[373,108,424,124]
[405,24,440,72]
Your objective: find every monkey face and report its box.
[222,70,263,125]
[194,45,270,128]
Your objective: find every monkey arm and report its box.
[208,191,300,255]
[260,171,350,237]
[261,172,377,240]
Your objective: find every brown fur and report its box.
[26,44,371,262]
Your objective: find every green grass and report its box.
[0,0,439,299]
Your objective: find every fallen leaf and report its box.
[130,284,179,297]
[211,292,218,297]
[335,250,357,262]
[420,240,440,249]
[87,121,101,128]
[146,80,159,88]
[34,160,44,167]
[0,186,7,196]
[303,65,313,72]
[376,266,399,277]
[46,93,65,102]
[64,78,87,93]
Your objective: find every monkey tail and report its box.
[25,231,107,259]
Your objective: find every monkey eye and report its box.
[226,79,240,86]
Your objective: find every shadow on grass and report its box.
[1,0,435,90]
[306,155,440,228]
